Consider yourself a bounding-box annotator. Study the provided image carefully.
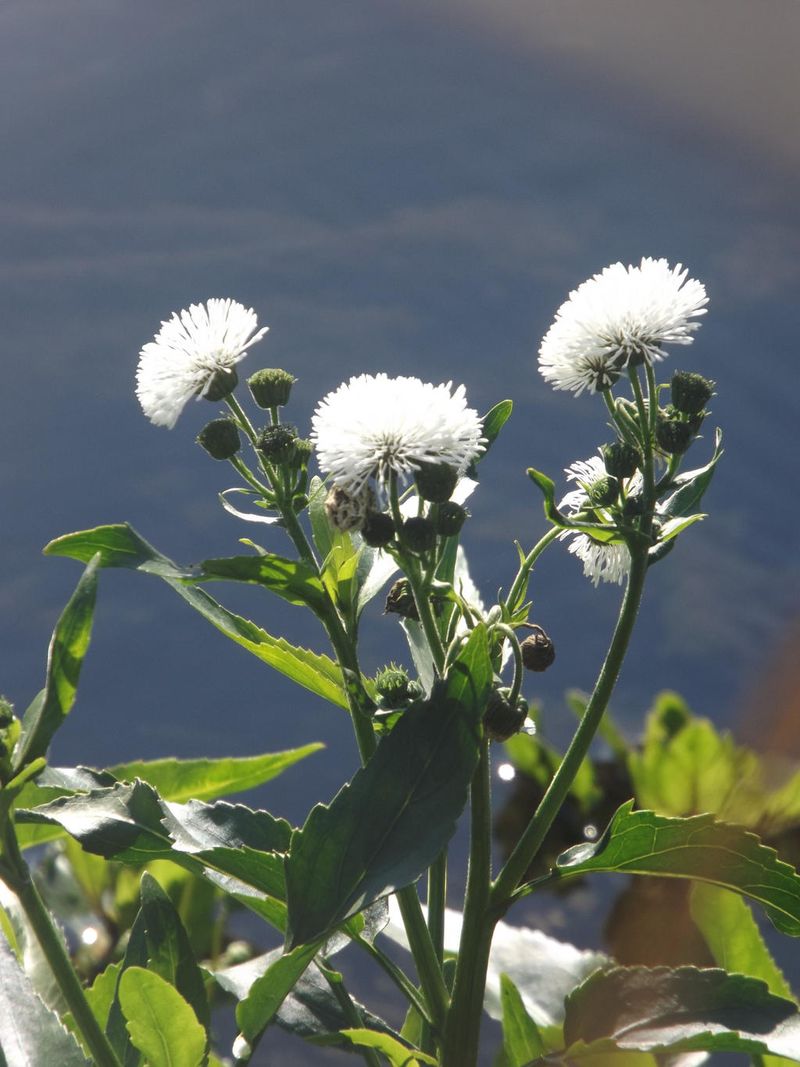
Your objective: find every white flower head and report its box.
[539,257,708,395]
[311,373,484,494]
[559,454,635,587]
[136,298,269,428]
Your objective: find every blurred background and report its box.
[2,0,799,1061]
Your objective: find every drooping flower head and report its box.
[136,299,269,428]
[539,258,708,396]
[311,373,484,494]
[559,455,635,587]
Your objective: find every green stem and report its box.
[441,741,493,1067]
[396,886,450,1040]
[354,936,432,1024]
[317,959,382,1067]
[427,852,447,966]
[228,455,272,496]
[629,368,655,515]
[491,546,648,907]
[504,527,560,616]
[0,822,122,1067]
[225,393,260,447]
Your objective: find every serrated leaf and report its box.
[198,553,328,611]
[0,935,89,1067]
[14,558,99,770]
[84,962,122,1033]
[44,523,349,708]
[500,973,545,1066]
[689,884,793,1001]
[285,626,492,948]
[119,967,206,1067]
[340,1029,437,1066]
[563,966,800,1060]
[109,745,323,804]
[544,801,800,936]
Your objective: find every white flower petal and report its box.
[311,374,484,493]
[136,298,268,428]
[539,258,708,395]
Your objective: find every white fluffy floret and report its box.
[539,257,708,395]
[136,298,268,428]
[559,455,636,587]
[311,373,484,493]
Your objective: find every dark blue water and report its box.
[2,4,799,1062]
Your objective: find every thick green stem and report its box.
[0,822,122,1067]
[396,886,450,1039]
[427,852,447,965]
[492,547,649,908]
[441,741,493,1067]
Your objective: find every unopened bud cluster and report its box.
[0,696,19,782]
[655,371,715,456]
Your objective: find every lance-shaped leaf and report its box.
[340,1030,437,1066]
[285,626,492,948]
[118,967,206,1067]
[108,744,323,804]
[44,523,350,708]
[197,553,328,611]
[235,941,322,1043]
[563,966,800,1060]
[0,935,89,1067]
[661,427,723,518]
[499,973,546,1066]
[530,801,800,937]
[14,556,99,771]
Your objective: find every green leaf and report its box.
[14,557,99,770]
[137,873,210,1032]
[499,973,545,1066]
[118,967,206,1067]
[689,883,793,1001]
[286,626,492,948]
[45,524,350,708]
[661,427,723,518]
[108,745,323,804]
[308,476,336,563]
[84,962,122,1033]
[236,941,321,1043]
[0,935,89,1067]
[481,400,513,451]
[544,801,800,937]
[341,1029,437,1065]
[504,731,600,815]
[526,468,565,526]
[198,553,328,612]
[562,966,800,1060]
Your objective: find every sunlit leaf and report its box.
[118,967,206,1067]
[499,973,545,1065]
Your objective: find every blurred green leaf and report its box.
[562,965,800,1060]
[119,967,206,1067]
[286,626,492,948]
[0,936,89,1067]
[504,732,600,815]
[84,961,122,1033]
[14,557,99,770]
[499,973,545,1065]
[340,1029,437,1066]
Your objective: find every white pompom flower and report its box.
[559,454,638,587]
[136,298,269,428]
[539,257,708,396]
[311,373,484,494]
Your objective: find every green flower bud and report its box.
[587,475,619,507]
[0,696,19,781]
[671,371,715,416]
[291,437,313,470]
[202,367,238,402]
[483,690,528,742]
[414,462,459,504]
[374,664,413,708]
[385,579,418,620]
[325,484,373,533]
[655,413,695,455]
[361,511,395,548]
[402,517,437,554]
[258,423,298,464]
[248,368,296,409]
[601,441,640,479]
[196,418,241,460]
[434,501,467,537]
[521,626,555,672]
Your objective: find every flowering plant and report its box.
[2,261,799,1067]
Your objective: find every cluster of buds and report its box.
[0,697,19,784]
[324,460,468,555]
[373,664,421,710]
[655,371,715,457]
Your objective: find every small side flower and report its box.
[559,455,635,587]
[136,298,268,428]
